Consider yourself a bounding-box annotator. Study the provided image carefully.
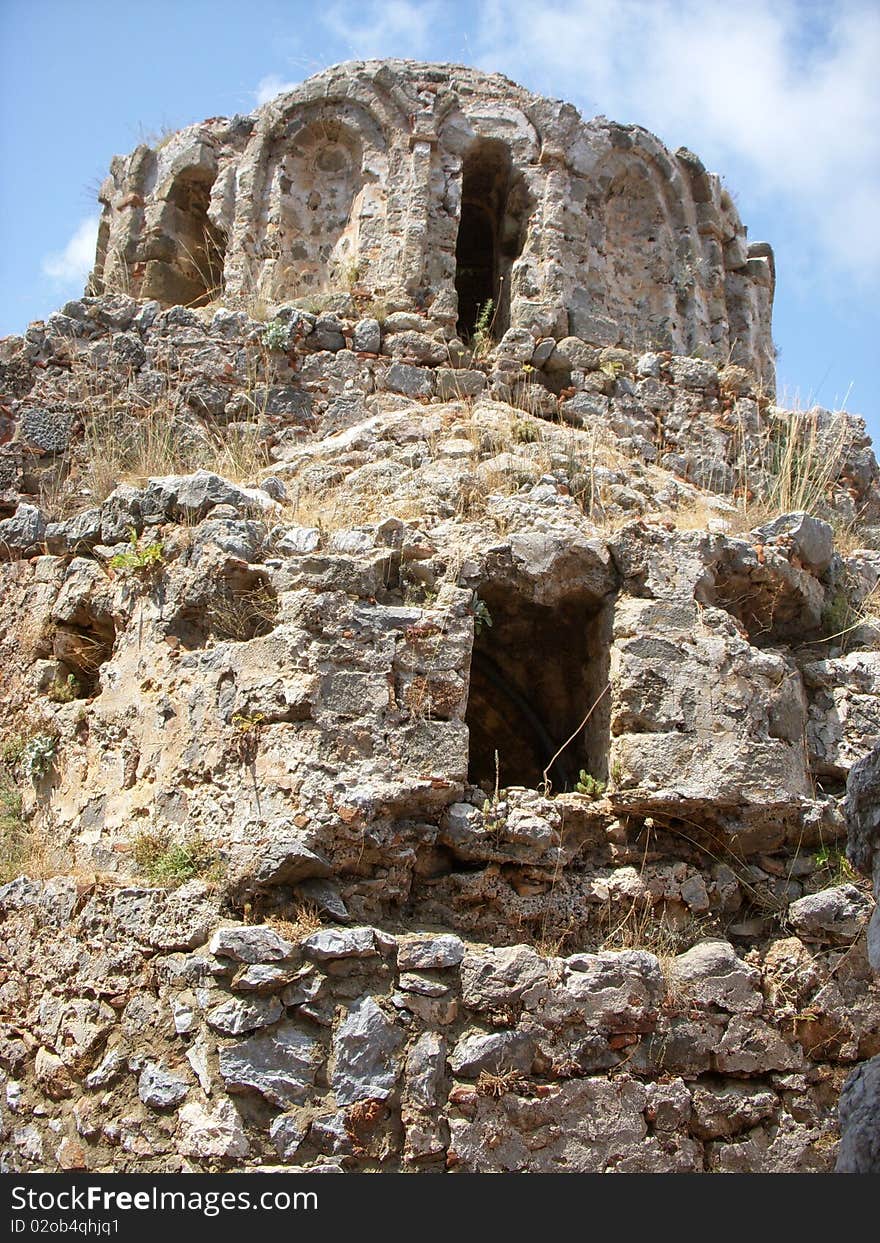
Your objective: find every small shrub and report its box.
[574,769,605,798]
[1,735,27,768]
[21,734,58,781]
[267,903,323,940]
[262,320,289,352]
[109,528,164,574]
[471,299,496,360]
[513,419,539,444]
[47,673,80,704]
[208,584,279,641]
[813,844,858,887]
[132,829,215,887]
[0,783,27,883]
[476,1069,531,1098]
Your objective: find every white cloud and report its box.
[41,216,100,285]
[465,0,880,283]
[321,0,444,58]
[254,73,300,106]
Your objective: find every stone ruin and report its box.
[0,60,879,1174]
[91,60,775,382]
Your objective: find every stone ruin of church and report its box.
[0,60,879,1175]
[92,60,775,379]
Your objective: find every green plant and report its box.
[599,359,625,379]
[357,296,388,325]
[20,734,58,781]
[471,298,496,360]
[574,769,606,798]
[132,829,215,887]
[262,320,290,352]
[820,579,877,651]
[1,735,27,767]
[813,844,857,887]
[109,528,164,574]
[338,258,363,290]
[0,782,28,884]
[471,596,493,635]
[513,419,540,444]
[47,672,80,704]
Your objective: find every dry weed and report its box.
[267,902,323,941]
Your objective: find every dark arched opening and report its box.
[142,170,227,307]
[455,139,528,340]
[466,582,611,793]
[166,172,227,305]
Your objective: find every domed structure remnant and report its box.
[90,59,776,384]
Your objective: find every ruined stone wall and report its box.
[2,876,875,1173]
[89,61,776,383]
[1,58,879,1175]
[1,292,879,1171]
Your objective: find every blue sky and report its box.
[2,0,878,443]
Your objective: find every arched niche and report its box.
[601,165,679,351]
[261,104,388,302]
[454,138,530,339]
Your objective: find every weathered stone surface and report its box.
[0,504,46,556]
[448,1030,535,1077]
[670,941,762,1014]
[332,997,404,1105]
[446,1077,651,1172]
[846,742,880,876]
[178,1100,250,1160]
[0,56,878,1178]
[137,1062,189,1110]
[404,1033,446,1109]
[91,63,775,380]
[397,934,464,971]
[34,1048,73,1100]
[219,1024,319,1107]
[206,996,284,1035]
[18,408,76,454]
[209,926,297,963]
[352,318,381,354]
[836,1054,880,1172]
[270,1111,309,1161]
[460,946,547,1014]
[302,928,378,962]
[690,1082,777,1139]
[225,838,332,897]
[787,885,873,944]
[715,1017,802,1074]
[751,512,834,575]
[564,950,665,1032]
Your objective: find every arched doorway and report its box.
[454,139,528,340]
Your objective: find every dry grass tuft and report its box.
[266,902,323,941]
[475,1069,532,1098]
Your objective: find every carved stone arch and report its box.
[595,152,686,352]
[257,98,390,301]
